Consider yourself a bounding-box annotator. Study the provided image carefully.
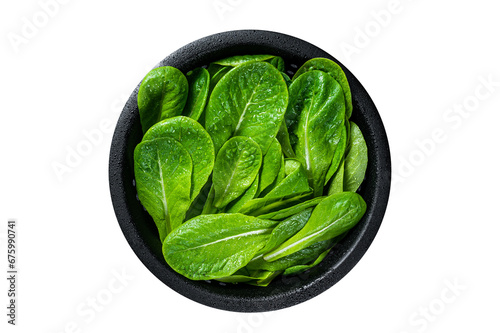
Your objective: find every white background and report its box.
[1,0,499,332]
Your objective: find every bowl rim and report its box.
[109,29,391,312]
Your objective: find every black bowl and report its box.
[109,30,391,312]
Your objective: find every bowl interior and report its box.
[109,30,391,312]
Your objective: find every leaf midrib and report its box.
[174,228,273,253]
[156,147,170,233]
[303,89,317,173]
[218,149,254,207]
[234,73,267,134]
[264,210,350,261]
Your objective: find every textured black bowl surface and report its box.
[109,29,391,312]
